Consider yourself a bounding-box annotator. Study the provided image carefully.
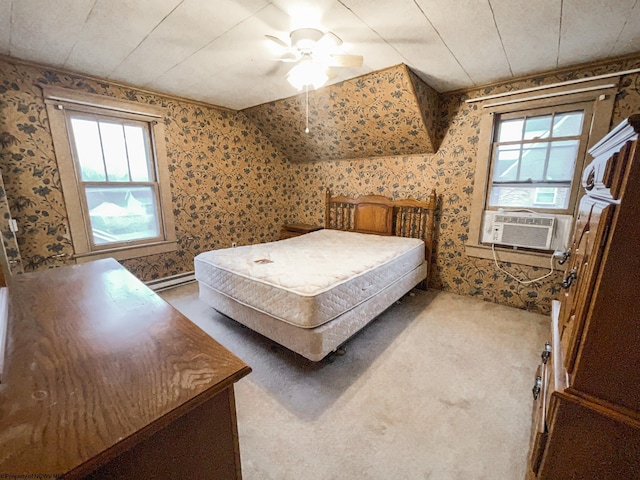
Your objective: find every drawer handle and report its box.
[561,269,578,289]
[557,251,571,265]
[541,342,552,364]
[585,168,595,191]
[532,376,542,400]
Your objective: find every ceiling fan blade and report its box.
[326,54,363,68]
[265,34,289,49]
[317,31,343,50]
[264,62,285,76]
[276,51,300,62]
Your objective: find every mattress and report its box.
[194,229,425,329]
[198,263,427,361]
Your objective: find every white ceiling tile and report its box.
[559,0,636,65]
[341,0,472,91]
[609,1,640,57]
[414,0,512,86]
[490,0,561,76]
[9,0,94,64]
[269,0,342,32]
[109,0,267,87]
[63,0,182,78]
[146,4,292,105]
[4,0,640,109]
[0,1,12,55]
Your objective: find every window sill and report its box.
[465,243,556,268]
[74,240,178,263]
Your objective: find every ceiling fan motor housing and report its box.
[290,28,324,52]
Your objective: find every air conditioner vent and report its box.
[490,213,556,250]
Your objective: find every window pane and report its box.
[124,125,152,181]
[523,115,552,140]
[99,122,130,182]
[85,185,160,245]
[489,185,571,209]
[494,145,520,182]
[489,185,535,207]
[498,118,523,142]
[70,118,106,181]
[552,111,584,137]
[519,142,548,181]
[547,140,579,181]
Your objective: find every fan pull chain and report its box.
[305,84,310,134]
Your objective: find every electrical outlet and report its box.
[232,242,237,248]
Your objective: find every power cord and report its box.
[491,243,556,285]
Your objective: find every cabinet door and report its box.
[0,171,23,278]
[557,195,613,375]
[528,350,552,477]
[539,393,640,480]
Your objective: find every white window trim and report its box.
[43,86,177,262]
[465,78,617,268]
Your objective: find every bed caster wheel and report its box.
[335,347,346,356]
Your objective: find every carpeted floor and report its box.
[160,283,548,480]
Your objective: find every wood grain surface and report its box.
[0,258,250,477]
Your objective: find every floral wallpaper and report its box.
[408,68,443,152]
[243,65,440,162]
[1,53,640,315]
[0,57,291,280]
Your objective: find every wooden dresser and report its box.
[0,258,251,479]
[527,115,640,479]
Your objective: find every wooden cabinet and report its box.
[279,223,323,240]
[0,169,23,279]
[0,259,251,479]
[527,116,640,479]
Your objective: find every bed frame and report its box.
[325,188,437,286]
[199,188,438,361]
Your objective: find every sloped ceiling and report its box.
[242,64,442,161]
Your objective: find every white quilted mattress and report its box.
[194,229,425,329]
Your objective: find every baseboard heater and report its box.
[146,271,196,292]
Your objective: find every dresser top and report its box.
[0,258,250,477]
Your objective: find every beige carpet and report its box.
[160,284,548,480]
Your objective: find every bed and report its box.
[194,188,437,361]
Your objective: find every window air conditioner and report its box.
[489,213,556,250]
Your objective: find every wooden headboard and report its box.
[325,188,438,268]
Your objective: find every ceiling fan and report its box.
[266,28,364,90]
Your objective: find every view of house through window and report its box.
[68,114,162,248]
[488,109,585,211]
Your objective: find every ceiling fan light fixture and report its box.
[290,28,324,51]
[287,60,328,90]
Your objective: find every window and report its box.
[488,108,585,211]
[44,86,176,262]
[465,78,617,267]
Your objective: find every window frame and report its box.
[487,104,591,214]
[43,86,177,263]
[465,78,617,268]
